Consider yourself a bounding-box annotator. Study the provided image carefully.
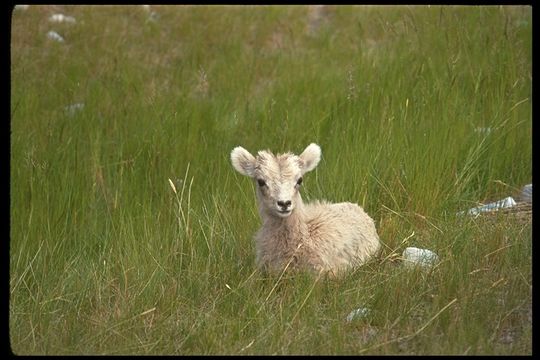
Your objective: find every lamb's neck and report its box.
[260,198,308,246]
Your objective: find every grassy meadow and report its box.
[10,5,532,355]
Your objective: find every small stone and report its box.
[402,247,439,268]
[49,14,76,24]
[521,184,532,203]
[47,31,65,43]
[346,307,370,322]
[147,11,159,23]
[474,127,492,135]
[457,196,517,216]
[65,103,84,115]
[497,328,516,344]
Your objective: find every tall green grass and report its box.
[10,5,531,355]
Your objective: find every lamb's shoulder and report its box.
[304,200,380,261]
[305,201,375,229]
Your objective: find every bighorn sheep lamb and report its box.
[230,143,381,277]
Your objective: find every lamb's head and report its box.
[231,143,321,218]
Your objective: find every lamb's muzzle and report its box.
[277,200,291,210]
[230,143,381,276]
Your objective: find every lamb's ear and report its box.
[299,143,321,173]
[231,146,256,177]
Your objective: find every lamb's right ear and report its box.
[231,146,256,177]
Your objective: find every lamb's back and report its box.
[304,201,380,271]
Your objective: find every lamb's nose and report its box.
[277,200,292,209]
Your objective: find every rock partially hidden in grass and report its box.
[346,307,371,322]
[520,184,532,203]
[49,14,76,24]
[64,103,85,115]
[46,31,65,43]
[141,5,159,23]
[457,196,517,216]
[402,247,439,268]
[474,127,493,135]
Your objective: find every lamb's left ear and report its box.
[299,143,321,173]
[231,146,256,177]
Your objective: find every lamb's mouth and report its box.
[276,209,292,217]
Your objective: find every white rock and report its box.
[46,31,65,42]
[147,11,159,23]
[457,196,517,216]
[49,14,76,24]
[65,103,84,115]
[521,184,532,203]
[346,307,370,322]
[474,127,492,135]
[402,247,439,268]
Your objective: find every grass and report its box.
[10,5,531,355]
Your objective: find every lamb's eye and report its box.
[257,179,266,187]
[296,177,303,186]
